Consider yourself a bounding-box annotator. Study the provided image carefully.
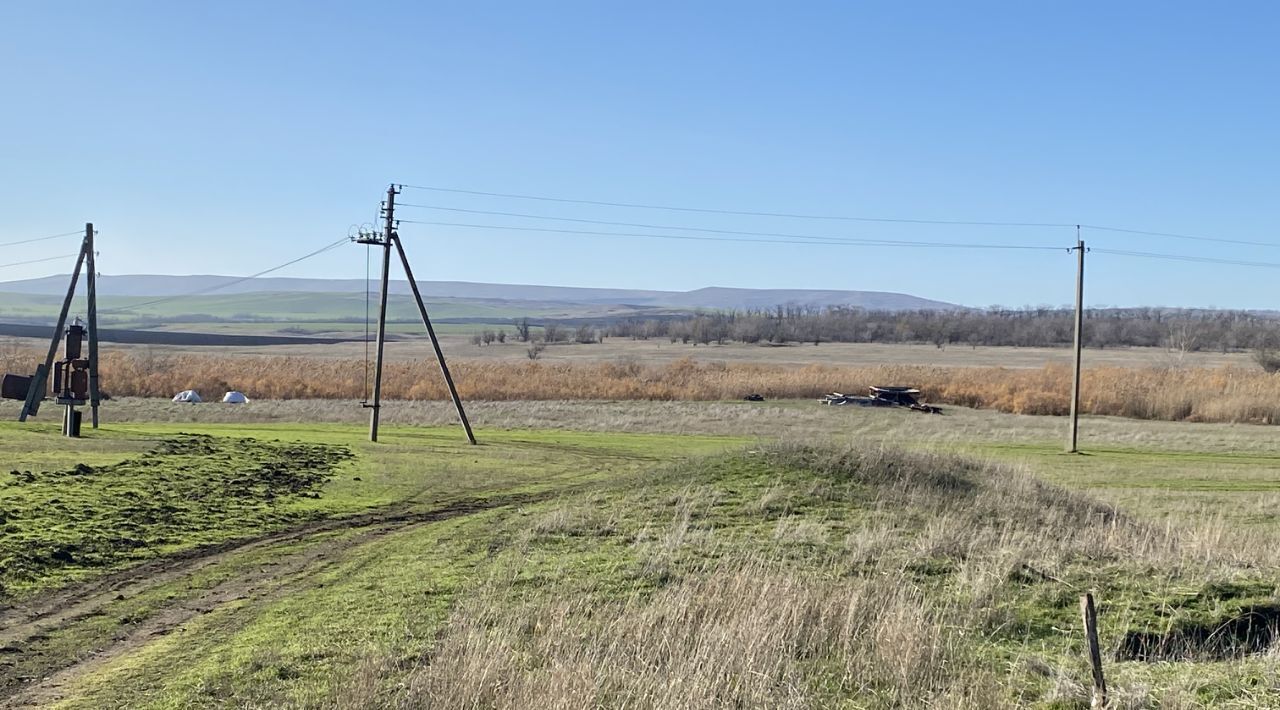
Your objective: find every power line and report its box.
[397,184,1076,229]
[1093,248,1280,270]
[0,253,80,269]
[0,230,83,249]
[398,203,1069,248]
[100,237,350,314]
[398,184,1280,250]
[398,219,1068,251]
[1082,224,1280,249]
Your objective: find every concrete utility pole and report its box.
[86,223,101,428]
[357,182,476,445]
[20,233,89,421]
[394,235,476,445]
[1067,228,1085,453]
[366,184,397,442]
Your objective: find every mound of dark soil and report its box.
[0,434,355,596]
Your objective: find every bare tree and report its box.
[1163,323,1199,367]
[600,306,1280,352]
[515,318,531,342]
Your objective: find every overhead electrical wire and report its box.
[0,230,83,249]
[397,204,1069,248]
[1081,224,1280,249]
[398,184,1280,250]
[1092,248,1280,270]
[396,191,1280,269]
[0,253,80,269]
[397,184,1076,229]
[100,237,350,314]
[398,219,1068,251]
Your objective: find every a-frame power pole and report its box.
[12,223,101,433]
[358,185,475,444]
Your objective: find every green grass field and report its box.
[0,291,558,320]
[135,320,491,336]
[2,404,1279,708]
[0,290,654,337]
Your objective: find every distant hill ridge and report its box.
[0,274,960,311]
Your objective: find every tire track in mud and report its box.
[0,491,553,708]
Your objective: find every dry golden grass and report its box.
[403,562,987,709]
[6,345,1280,424]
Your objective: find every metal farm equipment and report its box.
[820,386,942,414]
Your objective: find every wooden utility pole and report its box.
[394,235,476,444]
[1067,229,1085,453]
[86,223,101,428]
[366,185,397,442]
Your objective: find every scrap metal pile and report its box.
[820,386,942,414]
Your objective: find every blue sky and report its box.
[2,1,1278,308]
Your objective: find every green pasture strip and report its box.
[931,439,1280,524]
[0,291,566,322]
[0,425,152,474]
[132,320,495,336]
[959,442,1280,489]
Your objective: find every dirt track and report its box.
[0,493,544,708]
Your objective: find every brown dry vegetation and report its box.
[6,345,1280,424]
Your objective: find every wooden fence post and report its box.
[1080,592,1107,708]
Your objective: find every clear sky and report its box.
[3,2,1279,308]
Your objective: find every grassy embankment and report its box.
[2,406,1280,707]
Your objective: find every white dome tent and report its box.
[222,391,249,404]
[172,390,202,403]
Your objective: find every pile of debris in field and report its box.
[820,386,942,414]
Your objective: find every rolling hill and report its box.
[0,274,959,311]
[0,275,962,343]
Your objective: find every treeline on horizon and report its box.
[578,306,1280,352]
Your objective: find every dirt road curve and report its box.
[0,493,543,708]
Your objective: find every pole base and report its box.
[62,405,82,438]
